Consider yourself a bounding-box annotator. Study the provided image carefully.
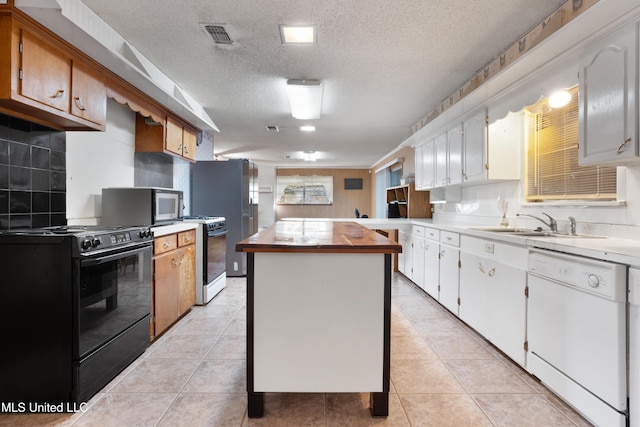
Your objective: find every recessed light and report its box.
[303,151,317,161]
[299,125,316,132]
[279,25,317,44]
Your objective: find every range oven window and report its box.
[75,246,152,358]
[206,230,227,284]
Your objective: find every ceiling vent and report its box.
[202,24,233,44]
[266,125,280,132]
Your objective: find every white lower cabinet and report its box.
[397,230,411,277]
[422,228,440,299]
[411,234,425,289]
[459,235,528,366]
[438,231,460,314]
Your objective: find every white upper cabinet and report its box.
[419,138,436,189]
[435,131,448,187]
[414,143,424,190]
[579,22,639,165]
[462,109,488,183]
[448,123,463,186]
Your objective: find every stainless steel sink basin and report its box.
[469,227,606,238]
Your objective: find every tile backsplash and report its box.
[0,114,67,230]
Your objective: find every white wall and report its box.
[66,99,136,225]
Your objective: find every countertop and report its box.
[283,218,640,267]
[151,222,198,237]
[236,220,402,254]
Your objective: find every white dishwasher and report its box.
[629,268,640,427]
[527,249,627,427]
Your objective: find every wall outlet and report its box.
[234,261,238,271]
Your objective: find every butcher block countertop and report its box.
[236,220,402,254]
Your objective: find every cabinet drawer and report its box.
[412,225,425,237]
[424,227,440,241]
[460,235,528,269]
[178,230,196,247]
[440,231,460,247]
[154,234,178,255]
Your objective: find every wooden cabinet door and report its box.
[70,60,106,125]
[153,249,181,336]
[579,23,638,165]
[165,116,184,156]
[178,244,196,315]
[462,109,487,183]
[20,29,70,112]
[182,127,197,161]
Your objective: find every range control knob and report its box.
[91,237,101,248]
[81,239,92,250]
[587,274,600,288]
[139,230,146,238]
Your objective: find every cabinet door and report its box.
[20,29,70,112]
[447,123,463,185]
[422,138,436,189]
[438,245,459,314]
[397,231,411,277]
[463,109,487,182]
[579,23,638,165]
[182,127,197,161]
[153,249,181,336]
[423,239,440,299]
[458,251,489,335]
[165,116,184,156]
[70,60,106,125]
[414,144,424,190]
[435,132,448,187]
[178,244,196,315]
[411,235,425,289]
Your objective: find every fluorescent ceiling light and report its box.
[286,79,322,120]
[548,90,571,108]
[279,25,317,44]
[299,125,316,132]
[303,151,317,161]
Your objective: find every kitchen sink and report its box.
[469,227,606,238]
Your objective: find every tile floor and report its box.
[0,274,593,426]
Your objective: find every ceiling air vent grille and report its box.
[203,24,232,44]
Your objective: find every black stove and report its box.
[183,215,226,232]
[1,225,153,257]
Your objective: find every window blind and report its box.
[526,86,616,202]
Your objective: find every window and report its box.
[389,164,403,187]
[525,86,616,202]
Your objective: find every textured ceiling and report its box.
[81,0,565,167]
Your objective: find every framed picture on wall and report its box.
[276,176,333,205]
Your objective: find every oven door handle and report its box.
[208,229,228,238]
[80,245,152,267]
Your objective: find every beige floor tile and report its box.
[445,359,536,393]
[411,316,464,337]
[70,392,177,427]
[157,393,247,427]
[472,393,577,427]
[109,358,201,393]
[0,411,75,427]
[188,303,241,320]
[182,359,246,393]
[145,333,219,359]
[224,316,247,335]
[391,334,438,360]
[391,309,419,337]
[170,315,232,337]
[397,301,445,321]
[540,392,595,427]
[325,393,409,426]
[399,393,493,426]
[391,359,465,393]
[425,330,494,359]
[207,334,247,359]
[242,393,325,426]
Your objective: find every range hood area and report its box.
[14,0,218,132]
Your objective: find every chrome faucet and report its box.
[568,216,577,236]
[516,212,558,232]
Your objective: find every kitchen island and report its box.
[236,220,402,418]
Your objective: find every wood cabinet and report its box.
[136,113,198,162]
[385,183,431,218]
[0,13,106,130]
[458,235,528,366]
[579,22,638,165]
[151,230,196,338]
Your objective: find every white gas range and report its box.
[182,216,228,304]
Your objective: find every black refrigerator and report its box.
[191,159,258,276]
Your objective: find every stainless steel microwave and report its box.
[102,187,184,226]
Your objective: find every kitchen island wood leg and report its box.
[370,392,389,416]
[247,392,264,418]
